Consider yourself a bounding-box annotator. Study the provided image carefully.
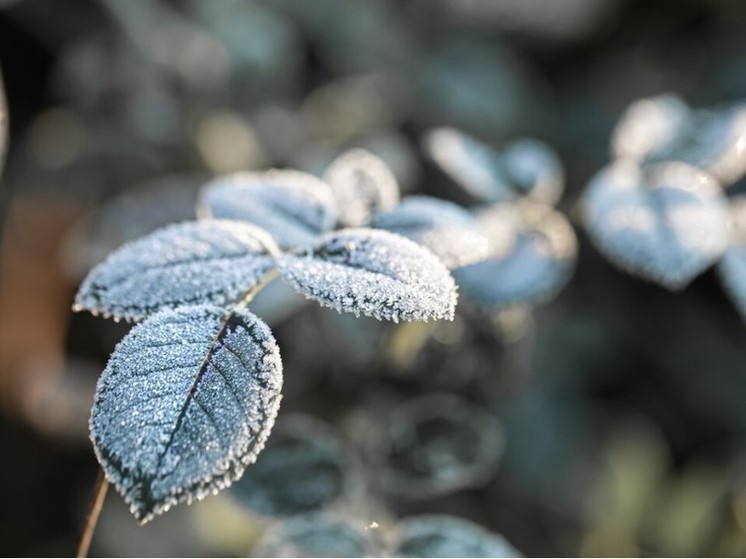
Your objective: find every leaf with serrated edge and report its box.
[324,148,400,227]
[198,169,337,248]
[74,220,279,322]
[718,195,746,321]
[90,305,283,523]
[583,160,728,290]
[277,228,457,322]
[371,195,490,269]
[455,201,576,308]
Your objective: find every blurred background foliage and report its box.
[2,0,746,556]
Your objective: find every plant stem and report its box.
[76,469,109,558]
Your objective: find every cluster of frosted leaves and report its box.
[612,94,746,186]
[718,195,746,320]
[90,305,283,523]
[422,127,564,205]
[197,169,337,248]
[392,515,522,558]
[379,394,504,499]
[0,68,6,179]
[229,415,364,517]
[371,195,491,269]
[583,160,729,290]
[455,200,577,308]
[277,228,458,322]
[251,512,381,558]
[73,220,279,322]
[323,148,400,227]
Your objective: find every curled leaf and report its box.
[392,515,522,558]
[90,305,283,523]
[198,169,337,248]
[74,220,279,321]
[455,200,577,308]
[277,228,458,322]
[583,161,729,289]
[323,148,400,227]
[370,195,491,268]
[718,195,746,321]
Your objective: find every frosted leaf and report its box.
[501,138,564,205]
[323,148,400,227]
[252,512,380,558]
[0,68,6,179]
[230,415,365,517]
[582,160,729,289]
[370,195,491,269]
[377,394,504,499]
[90,305,283,523]
[198,169,337,248]
[455,201,577,308]
[392,515,522,558]
[277,228,458,322]
[74,220,279,321]
[718,195,746,321]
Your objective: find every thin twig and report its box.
[76,469,110,558]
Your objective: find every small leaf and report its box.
[455,200,577,308]
[582,160,729,289]
[371,195,491,269]
[198,169,337,248]
[74,220,279,321]
[230,415,365,517]
[392,515,522,558]
[501,138,564,205]
[277,228,458,322]
[323,148,400,227]
[90,305,283,523]
[718,195,746,321]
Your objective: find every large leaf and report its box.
[392,515,522,558]
[455,200,577,308]
[90,305,283,523]
[370,195,491,268]
[718,195,746,321]
[323,148,400,227]
[198,169,337,248]
[583,161,729,289]
[74,220,279,321]
[277,228,458,322]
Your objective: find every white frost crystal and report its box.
[90,305,283,523]
[277,228,458,322]
[74,220,279,321]
[718,195,746,320]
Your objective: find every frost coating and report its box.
[198,169,337,248]
[371,195,491,269]
[323,148,400,227]
[583,161,729,290]
[455,201,577,308]
[718,195,746,320]
[277,228,458,322]
[393,515,522,558]
[90,305,283,523]
[74,220,279,321]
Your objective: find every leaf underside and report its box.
[277,228,458,322]
[90,305,283,523]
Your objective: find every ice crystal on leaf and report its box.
[583,160,729,290]
[90,305,283,523]
[198,169,337,248]
[371,195,491,269]
[277,228,458,322]
[74,220,279,322]
[718,195,746,320]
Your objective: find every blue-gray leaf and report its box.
[198,169,337,248]
[90,305,283,523]
[583,161,729,290]
[393,515,522,558]
[277,228,458,322]
[323,148,400,227]
[455,201,577,308]
[718,195,746,321]
[370,195,491,269]
[501,138,564,205]
[74,220,279,321]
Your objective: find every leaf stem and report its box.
[239,268,279,307]
[76,469,110,558]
